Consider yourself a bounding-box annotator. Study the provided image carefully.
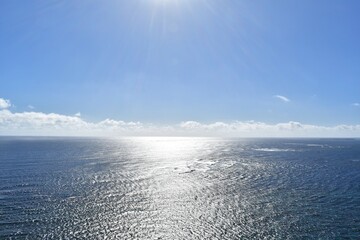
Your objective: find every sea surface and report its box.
[0,137,359,239]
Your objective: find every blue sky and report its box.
[0,0,359,136]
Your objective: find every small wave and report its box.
[220,160,236,168]
[173,166,194,174]
[178,169,196,174]
[192,159,217,172]
[174,159,217,173]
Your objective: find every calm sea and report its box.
[0,137,359,239]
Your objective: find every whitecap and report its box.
[306,144,325,147]
[254,148,296,152]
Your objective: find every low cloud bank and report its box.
[0,110,145,136]
[0,109,359,137]
[179,121,360,137]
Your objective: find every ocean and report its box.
[0,137,359,239]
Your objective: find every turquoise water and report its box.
[0,137,359,239]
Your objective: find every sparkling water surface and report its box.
[0,137,359,239]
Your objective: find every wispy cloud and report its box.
[0,98,11,109]
[75,112,81,117]
[352,103,360,107]
[28,105,35,110]
[274,95,290,103]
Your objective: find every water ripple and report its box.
[0,137,359,239]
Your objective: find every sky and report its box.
[0,0,360,137]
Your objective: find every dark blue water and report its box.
[0,137,359,239]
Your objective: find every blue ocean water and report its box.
[0,137,359,239]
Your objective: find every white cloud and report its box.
[0,108,359,137]
[0,98,11,109]
[178,120,360,137]
[28,105,35,109]
[352,103,360,107]
[0,97,359,137]
[0,109,89,131]
[274,95,290,102]
[0,109,148,136]
[180,121,202,129]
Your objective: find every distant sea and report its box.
[0,137,359,239]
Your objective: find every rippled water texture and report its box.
[0,137,359,239]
